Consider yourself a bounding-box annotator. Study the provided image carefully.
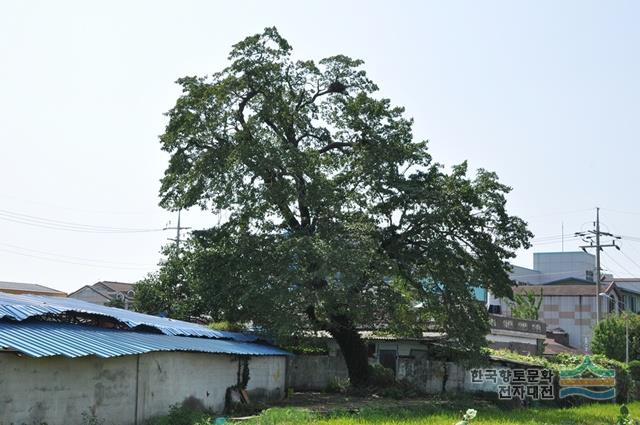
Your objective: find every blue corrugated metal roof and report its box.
[0,322,289,358]
[0,292,257,342]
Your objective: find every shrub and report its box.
[208,321,247,332]
[81,412,104,425]
[368,364,395,387]
[629,360,640,399]
[145,404,212,425]
[628,360,640,382]
[325,376,350,393]
[278,338,329,355]
[380,386,405,400]
[592,313,640,363]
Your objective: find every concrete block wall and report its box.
[286,355,348,391]
[136,352,238,421]
[0,354,138,425]
[245,355,286,402]
[397,359,468,393]
[0,352,286,425]
[288,354,534,396]
[288,355,474,394]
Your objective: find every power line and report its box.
[0,193,149,216]
[621,235,640,243]
[0,248,155,271]
[0,208,165,233]
[531,233,576,241]
[601,208,640,217]
[525,207,595,219]
[603,250,636,277]
[618,249,640,276]
[530,237,580,246]
[0,242,153,267]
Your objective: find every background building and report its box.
[68,281,136,309]
[0,280,66,297]
[510,251,596,285]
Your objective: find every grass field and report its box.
[243,402,640,425]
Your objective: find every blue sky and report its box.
[0,1,639,291]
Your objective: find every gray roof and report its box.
[610,280,640,295]
[0,280,65,295]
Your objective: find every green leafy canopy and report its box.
[153,27,532,382]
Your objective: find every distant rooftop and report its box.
[514,284,598,297]
[510,251,596,285]
[94,281,135,293]
[0,280,66,296]
[69,281,135,296]
[604,278,640,295]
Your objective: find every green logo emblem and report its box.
[558,356,616,400]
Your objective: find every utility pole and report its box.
[576,207,621,324]
[595,208,601,318]
[164,209,191,250]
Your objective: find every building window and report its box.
[630,296,637,313]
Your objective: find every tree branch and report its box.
[305,305,329,329]
[295,81,334,112]
[237,90,258,125]
[318,142,354,154]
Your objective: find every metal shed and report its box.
[0,292,288,425]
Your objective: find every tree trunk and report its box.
[328,316,370,387]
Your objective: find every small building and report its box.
[603,277,640,313]
[288,315,546,391]
[496,278,621,351]
[0,280,66,297]
[510,251,597,285]
[68,281,136,309]
[0,292,288,425]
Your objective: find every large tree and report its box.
[157,27,531,386]
[134,246,203,321]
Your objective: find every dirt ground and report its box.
[269,392,466,413]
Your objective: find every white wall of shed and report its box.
[0,352,286,425]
